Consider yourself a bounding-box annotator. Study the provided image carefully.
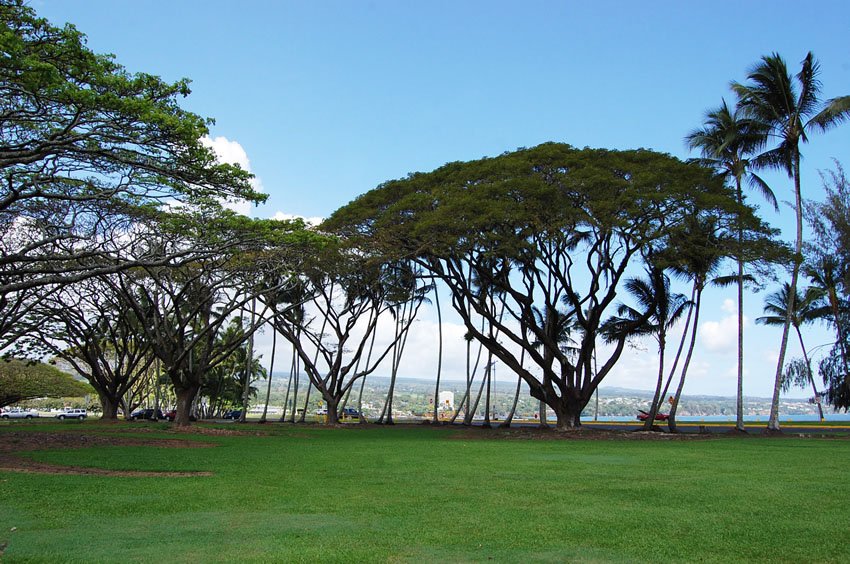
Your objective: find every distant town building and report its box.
[438,391,454,409]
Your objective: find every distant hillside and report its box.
[260,373,823,418]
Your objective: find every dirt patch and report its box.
[0,432,214,477]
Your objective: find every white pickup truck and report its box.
[0,407,40,419]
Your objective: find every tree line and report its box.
[2,0,849,430]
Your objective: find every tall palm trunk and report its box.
[481,299,504,428]
[431,282,444,423]
[500,351,524,429]
[299,382,312,423]
[467,367,488,422]
[768,154,803,432]
[483,358,492,427]
[380,300,415,424]
[736,255,746,431]
[669,286,704,432]
[461,337,485,425]
[735,177,746,432]
[280,351,295,422]
[260,327,277,423]
[357,328,378,424]
[379,305,404,424]
[449,339,485,425]
[658,287,696,411]
[239,298,256,423]
[644,333,666,430]
[287,340,300,422]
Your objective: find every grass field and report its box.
[0,423,848,563]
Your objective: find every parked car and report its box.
[164,410,197,422]
[55,408,87,420]
[341,407,360,419]
[129,408,165,421]
[315,408,328,416]
[222,409,242,420]
[636,410,669,422]
[0,407,40,419]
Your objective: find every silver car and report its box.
[55,408,87,420]
[0,408,40,419]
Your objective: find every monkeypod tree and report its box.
[326,143,751,428]
[264,239,429,425]
[109,211,317,426]
[13,274,156,419]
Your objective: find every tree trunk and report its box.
[644,334,666,430]
[174,384,200,427]
[467,366,489,425]
[432,282,443,423]
[658,288,695,413]
[483,358,492,428]
[500,375,522,428]
[280,353,294,422]
[552,394,583,429]
[239,298,256,423]
[260,327,277,423]
[669,288,703,432]
[325,396,339,425]
[355,327,378,425]
[538,400,549,428]
[736,255,746,431]
[735,178,746,432]
[768,153,803,433]
[98,393,120,420]
[298,382,311,423]
[287,341,299,422]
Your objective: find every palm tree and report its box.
[686,99,776,432]
[615,265,689,430]
[661,214,728,431]
[756,283,825,421]
[732,52,850,431]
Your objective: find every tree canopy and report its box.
[0,357,92,407]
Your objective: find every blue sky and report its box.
[34,1,850,399]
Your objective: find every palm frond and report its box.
[746,172,778,211]
[807,95,850,132]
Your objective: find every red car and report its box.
[637,410,669,422]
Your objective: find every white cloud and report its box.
[700,312,748,353]
[201,135,263,216]
[272,211,324,226]
[721,298,736,314]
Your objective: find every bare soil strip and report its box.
[0,432,214,477]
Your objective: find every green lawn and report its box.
[0,423,847,563]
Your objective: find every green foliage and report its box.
[200,317,266,416]
[0,358,92,407]
[326,143,738,258]
[0,0,260,207]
